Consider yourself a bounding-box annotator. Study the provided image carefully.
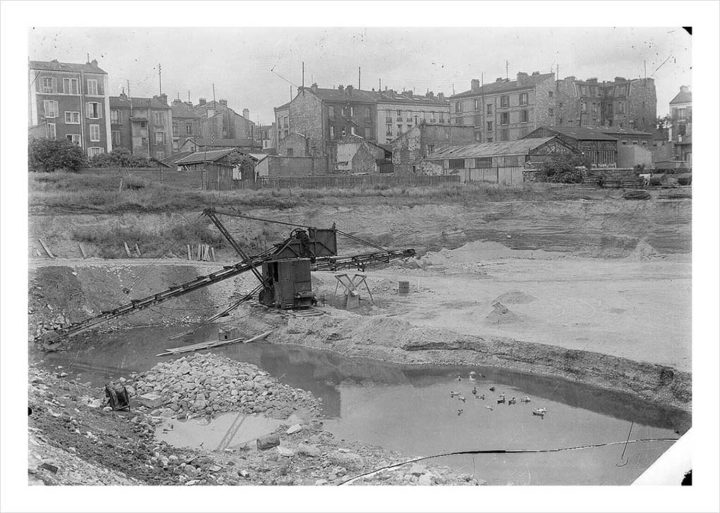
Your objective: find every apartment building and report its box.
[28,59,112,156]
[109,93,173,160]
[669,86,692,163]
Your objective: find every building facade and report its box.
[449,72,557,143]
[273,84,449,162]
[28,59,112,156]
[193,99,257,144]
[109,93,173,160]
[555,76,656,132]
[523,126,618,167]
[171,99,202,152]
[391,123,476,175]
[669,86,692,163]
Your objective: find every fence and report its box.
[237,174,460,190]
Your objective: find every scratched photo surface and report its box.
[27,26,692,487]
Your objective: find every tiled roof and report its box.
[110,96,170,109]
[161,151,194,165]
[175,148,238,165]
[302,86,448,106]
[30,59,107,74]
[596,127,653,137]
[670,89,692,104]
[451,73,555,99]
[528,126,618,141]
[171,101,201,119]
[426,137,556,159]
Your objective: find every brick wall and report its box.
[283,92,324,156]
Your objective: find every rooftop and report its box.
[171,100,201,119]
[595,127,653,137]
[175,148,238,165]
[451,72,555,99]
[110,95,170,110]
[427,137,557,159]
[30,59,107,74]
[528,126,618,141]
[296,85,449,106]
[670,88,692,105]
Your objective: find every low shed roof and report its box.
[427,137,556,160]
[175,148,237,165]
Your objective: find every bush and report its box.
[29,138,88,173]
[537,153,591,184]
[90,148,153,168]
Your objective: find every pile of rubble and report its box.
[129,353,321,419]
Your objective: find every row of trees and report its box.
[28,139,156,173]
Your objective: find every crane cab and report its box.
[259,258,315,309]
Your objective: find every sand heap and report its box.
[129,353,320,420]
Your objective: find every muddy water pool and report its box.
[37,326,690,485]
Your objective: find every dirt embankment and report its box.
[29,357,479,486]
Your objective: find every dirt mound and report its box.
[129,353,320,420]
[485,302,521,325]
[493,290,536,304]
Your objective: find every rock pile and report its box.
[129,353,320,419]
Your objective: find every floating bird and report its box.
[485,405,494,411]
[497,394,506,405]
[508,397,517,406]
[471,386,477,396]
[520,396,531,403]
[457,409,464,416]
[489,386,496,392]
[458,395,466,403]
[532,408,547,418]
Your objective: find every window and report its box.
[386,124,392,136]
[678,124,687,136]
[397,124,403,134]
[500,96,509,108]
[186,123,193,135]
[153,112,164,125]
[66,134,81,145]
[286,148,294,157]
[87,147,104,158]
[155,131,164,144]
[328,106,335,118]
[427,144,435,154]
[46,123,56,139]
[486,136,493,143]
[520,110,529,123]
[500,128,509,141]
[455,118,462,125]
[41,77,54,93]
[63,78,78,94]
[448,159,464,169]
[86,102,101,119]
[155,151,165,160]
[474,99,480,111]
[329,126,335,139]
[519,93,528,106]
[486,121,493,132]
[64,111,80,124]
[439,113,445,124]
[617,102,625,114]
[87,79,98,95]
[548,91,554,98]
[397,109,402,117]
[475,132,481,142]
[43,100,58,118]
[111,131,121,146]
[414,115,419,125]
[89,124,101,142]
[581,102,587,113]
[548,108,554,117]
[476,157,492,168]
[500,112,509,125]
[455,101,462,113]
[349,106,355,117]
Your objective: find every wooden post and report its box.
[118,179,124,192]
[210,246,215,262]
[187,244,191,260]
[124,242,132,258]
[78,242,87,259]
[38,239,54,258]
[196,244,201,261]
[135,243,142,257]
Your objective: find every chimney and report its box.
[438,93,445,101]
[565,76,576,82]
[680,85,690,93]
[471,79,480,92]
[219,99,228,107]
[531,71,540,76]
[346,84,353,95]
[586,78,598,83]
[614,77,626,82]
[338,84,344,91]
[426,91,434,98]
[242,108,249,119]
[516,72,529,84]
[199,97,206,105]
[91,59,98,66]
[496,77,504,83]
[311,83,318,93]
[157,93,168,105]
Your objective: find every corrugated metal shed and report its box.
[175,148,237,165]
[426,137,556,160]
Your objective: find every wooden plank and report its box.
[38,239,54,259]
[210,246,216,262]
[156,330,273,357]
[135,243,142,257]
[187,244,191,260]
[78,242,87,259]
[124,242,132,258]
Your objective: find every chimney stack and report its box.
[516,72,529,85]
[311,83,318,93]
[471,79,480,92]
[219,99,228,107]
[157,93,168,105]
[438,92,445,101]
[496,77,504,83]
[199,97,206,105]
[243,108,249,119]
[680,85,690,93]
[346,84,353,95]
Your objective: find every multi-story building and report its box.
[193,99,257,146]
[669,86,692,163]
[273,83,449,160]
[391,122,475,175]
[28,59,112,157]
[555,76,656,132]
[109,93,173,160]
[170,98,202,152]
[449,72,557,143]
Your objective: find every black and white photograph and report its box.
[1,2,719,512]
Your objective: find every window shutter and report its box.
[86,103,91,118]
[98,103,103,118]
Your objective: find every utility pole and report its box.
[506,60,509,80]
[378,78,381,91]
[158,63,162,94]
[188,90,191,102]
[212,83,216,104]
[302,61,305,95]
[358,66,361,90]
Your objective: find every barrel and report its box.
[398,281,410,294]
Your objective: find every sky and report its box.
[29,27,691,124]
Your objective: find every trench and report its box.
[35,325,690,485]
